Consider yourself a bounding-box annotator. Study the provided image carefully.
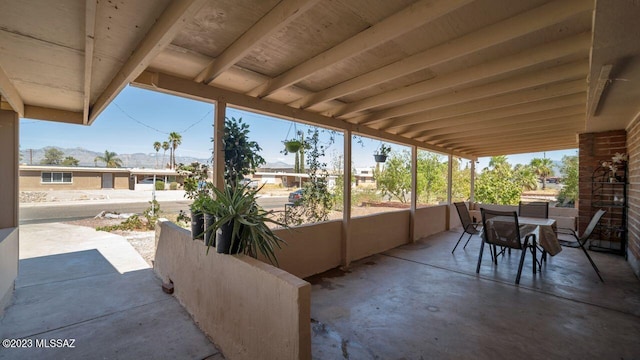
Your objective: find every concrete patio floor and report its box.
[310,228,640,359]
[0,223,223,360]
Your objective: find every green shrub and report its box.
[155,180,165,191]
[169,181,178,190]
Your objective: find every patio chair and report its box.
[476,208,538,284]
[452,202,481,253]
[519,201,549,262]
[556,209,606,282]
[518,201,549,218]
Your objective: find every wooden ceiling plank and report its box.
[469,142,577,157]
[290,0,592,110]
[249,0,473,98]
[331,32,591,118]
[355,62,588,126]
[425,115,584,143]
[83,0,98,125]
[412,108,584,140]
[0,63,25,117]
[399,94,585,137]
[375,79,585,131]
[131,70,474,159]
[196,0,320,85]
[433,122,583,148]
[88,0,208,124]
[453,135,577,153]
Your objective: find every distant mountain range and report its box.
[20,147,210,169]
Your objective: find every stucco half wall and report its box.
[273,220,342,279]
[0,228,18,315]
[154,220,311,360]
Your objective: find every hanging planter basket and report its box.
[284,140,303,153]
[374,154,388,163]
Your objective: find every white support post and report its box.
[342,129,352,267]
[213,101,226,190]
[410,145,417,242]
[470,159,476,203]
[447,154,453,204]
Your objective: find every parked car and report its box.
[288,189,304,205]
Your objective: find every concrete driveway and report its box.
[0,223,223,359]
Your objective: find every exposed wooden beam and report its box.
[195,0,320,84]
[248,0,473,98]
[331,32,591,118]
[400,94,585,137]
[354,62,588,126]
[88,0,208,124]
[432,120,583,147]
[375,79,585,131]
[131,71,474,159]
[587,64,613,116]
[453,134,577,153]
[83,0,98,125]
[290,0,593,110]
[23,106,84,124]
[469,142,577,157]
[425,115,583,143]
[0,63,24,117]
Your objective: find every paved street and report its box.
[19,190,289,224]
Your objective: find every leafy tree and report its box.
[221,117,265,188]
[168,132,182,169]
[530,157,554,190]
[162,141,170,168]
[374,151,411,203]
[41,147,64,165]
[513,164,538,191]
[475,156,522,205]
[451,157,471,202]
[153,141,161,169]
[416,151,447,204]
[557,155,578,207]
[61,156,79,166]
[285,128,335,225]
[95,150,123,168]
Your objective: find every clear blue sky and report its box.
[20,86,577,169]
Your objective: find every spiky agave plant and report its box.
[206,182,287,266]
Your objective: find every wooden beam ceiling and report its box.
[0,63,24,117]
[83,0,98,125]
[195,0,320,85]
[290,0,592,111]
[247,0,473,98]
[88,0,208,124]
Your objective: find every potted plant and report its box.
[283,139,303,153]
[201,196,216,246]
[207,182,287,266]
[177,162,211,240]
[374,144,391,163]
[190,195,207,240]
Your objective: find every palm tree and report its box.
[168,132,182,169]
[95,150,123,168]
[530,157,554,190]
[162,141,170,169]
[153,141,161,169]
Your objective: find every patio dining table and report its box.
[516,216,562,256]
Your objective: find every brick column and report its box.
[578,130,626,234]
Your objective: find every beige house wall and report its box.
[20,169,130,190]
[154,220,311,360]
[0,110,19,315]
